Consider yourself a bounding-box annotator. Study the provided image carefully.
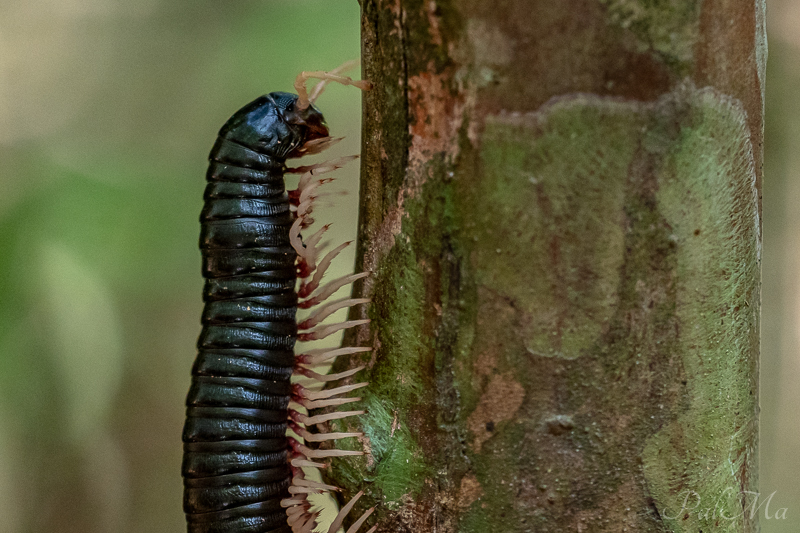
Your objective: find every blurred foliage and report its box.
[0,1,362,532]
[761,2,800,532]
[1,1,799,532]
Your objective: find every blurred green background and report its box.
[0,1,362,532]
[0,1,797,532]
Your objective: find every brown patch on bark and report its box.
[467,372,525,452]
[407,67,463,171]
[458,0,676,118]
[357,432,375,469]
[457,473,484,509]
[473,348,498,377]
[394,493,437,532]
[466,19,513,67]
[425,1,443,46]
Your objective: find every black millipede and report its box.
[182,61,376,533]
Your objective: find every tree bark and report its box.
[333,1,765,532]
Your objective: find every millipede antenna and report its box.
[295,59,372,110]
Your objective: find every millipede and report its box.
[182,61,377,533]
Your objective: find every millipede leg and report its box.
[294,60,372,110]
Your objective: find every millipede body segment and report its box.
[182,66,376,533]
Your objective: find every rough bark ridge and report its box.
[332,1,765,532]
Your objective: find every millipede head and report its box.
[216,91,329,159]
[277,94,330,148]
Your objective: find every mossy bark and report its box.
[332,1,765,532]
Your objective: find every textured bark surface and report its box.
[331,1,765,532]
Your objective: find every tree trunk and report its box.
[333,1,766,532]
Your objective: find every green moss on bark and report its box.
[466,102,638,360]
[598,0,702,74]
[642,88,759,533]
[330,236,435,507]
[453,87,758,532]
[338,83,758,532]
[342,2,762,531]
